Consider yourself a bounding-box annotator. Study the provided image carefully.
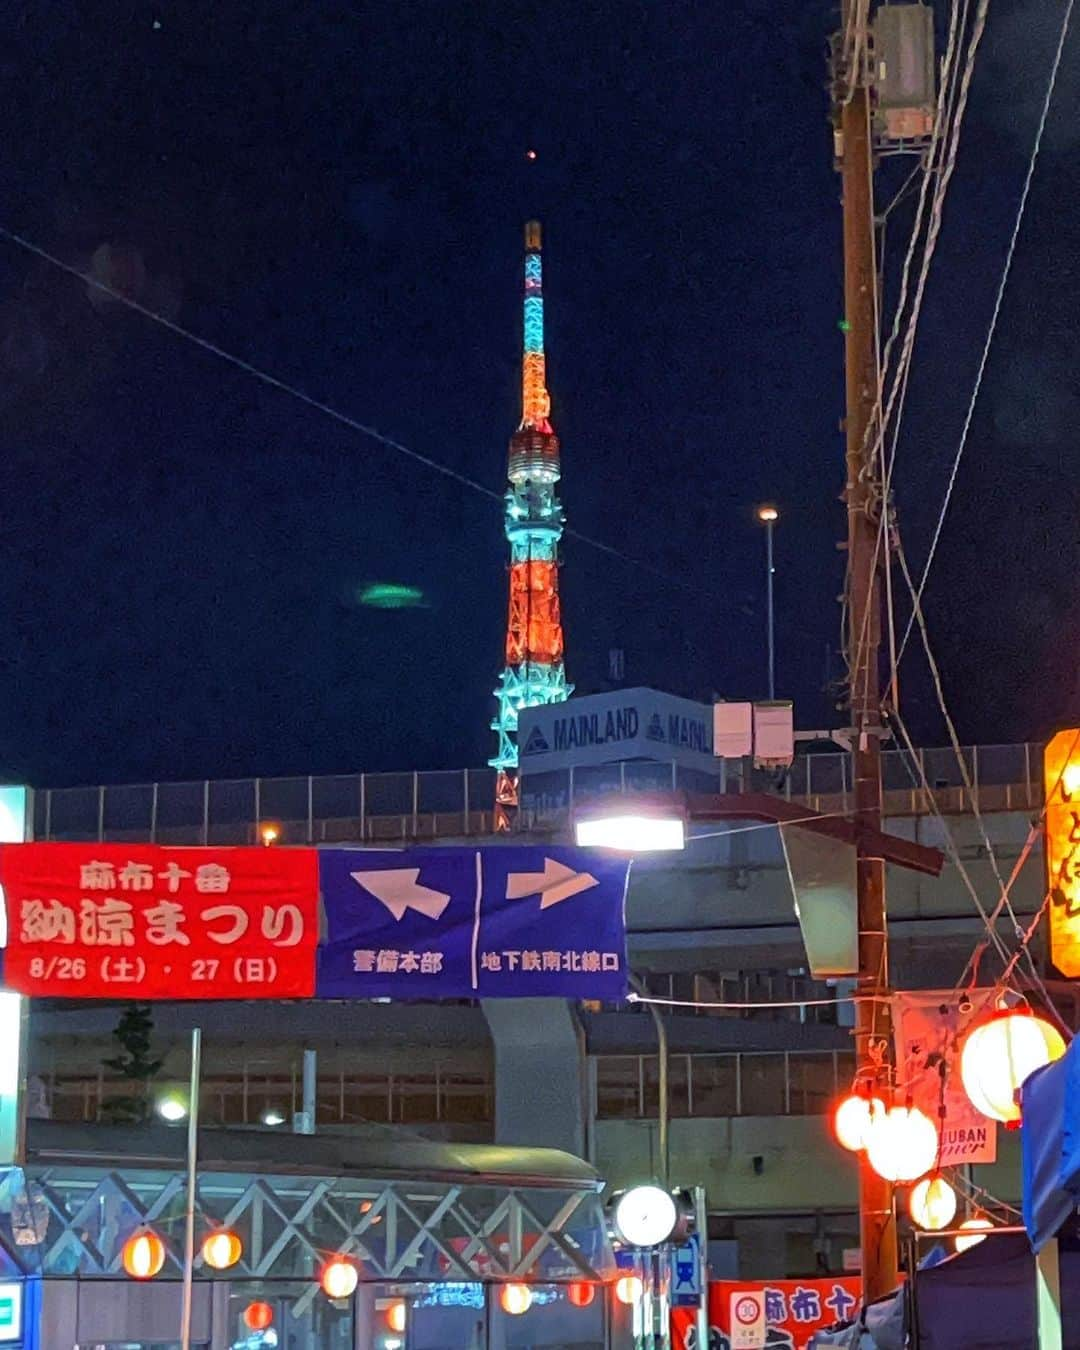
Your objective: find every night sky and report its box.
[0,0,1075,788]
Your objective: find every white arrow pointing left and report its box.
[505,857,599,910]
[350,868,451,922]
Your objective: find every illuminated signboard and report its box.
[0,1281,21,1343]
[1045,729,1080,977]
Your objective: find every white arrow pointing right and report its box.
[350,868,452,922]
[505,857,599,910]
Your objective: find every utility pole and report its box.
[836,0,899,1302]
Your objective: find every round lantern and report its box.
[123,1230,166,1280]
[864,1104,938,1183]
[201,1229,242,1270]
[960,1009,1065,1125]
[320,1257,359,1300]
[243,1302,274,1332]
[567,1281,596,1307]
[386,1301,407,1333]
[955,1217,993,1253]
[500,1283,532,1315]
[908,1175,957,1231]
[615,1274,644,1306]
[833,1092,886,1152]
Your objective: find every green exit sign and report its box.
[0,1283,22,1341]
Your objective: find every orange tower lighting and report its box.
[490,221,572,830]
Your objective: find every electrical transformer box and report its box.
[873,3,936,141]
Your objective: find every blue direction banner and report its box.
[317,845,629,1001]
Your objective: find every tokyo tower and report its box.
[490,221,572,830]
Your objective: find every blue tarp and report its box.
[1021,1034,1080,1251]
[915,1234,1038,1349]
[1022,1054,1074,1251]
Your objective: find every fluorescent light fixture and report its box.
[575,814,685,852]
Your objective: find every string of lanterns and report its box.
[829,1002,1067,1252]
[834,1005,1066,1175]
[119,1228,613,1313]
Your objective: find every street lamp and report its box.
[574,813,685,852]
[155,1092,188,1124]
[756,505,779,699]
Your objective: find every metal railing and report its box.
[32,742,1041,845]
[594,1049,857,1120]
[44,1065,494,1129]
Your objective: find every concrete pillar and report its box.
[38,1281,77,1349]
[353,1283,378,1350]
[482,998,586,1155]
[210,1281,231,1350]
[484,1287,508,1350]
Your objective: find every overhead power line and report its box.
[0,222,688,593]
[896,0,1076,664]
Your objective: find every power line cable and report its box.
[874,0,1077,1030]
[891,533,1067,1023]
[895,0,1075,665]
[0,222,693,595]
[888,709,1012,966]
[842,0,965,707]
[627,990,886,1011]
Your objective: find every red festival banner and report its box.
[671,1277,862,1350]
[0,842,319,999]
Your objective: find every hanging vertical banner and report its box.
[317,845,629,1000]
[893,989,998,1165]
[1044,728,1080,977]
[0,842,319,999]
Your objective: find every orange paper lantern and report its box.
[908,1175,957,1231]
[123,1230,166,1280]
[614,1275,643,1306]
[833,1092,886,1152]
[201,1229,242,1270]
[500,1283,532,1315]
[955,1217,993,1252]
[567,1280,596,1307]
[321,1257,359,1300]
[243,1301,273,1332]
[386,1300,407,1333]
[864,1104,938,1183]
[960,1009,1065,1125]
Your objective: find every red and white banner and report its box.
[0,843,318,999]
[671,1278,862,1350]
[893,988,998,1165]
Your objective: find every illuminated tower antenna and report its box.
[490,221,572,830]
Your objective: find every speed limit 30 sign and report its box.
[729,1290,766,1349]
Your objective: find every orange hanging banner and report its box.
[1044,729,1080,977]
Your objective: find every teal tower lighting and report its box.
[490,222,572,830]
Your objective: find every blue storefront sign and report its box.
[518,687,716,776]
[317,846,629,1001]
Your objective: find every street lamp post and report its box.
[757,506,778,699]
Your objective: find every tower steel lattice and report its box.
[490,221,571,830]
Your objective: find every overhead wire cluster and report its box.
[859,0,1077,1022]
[0,0,1071,1041]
